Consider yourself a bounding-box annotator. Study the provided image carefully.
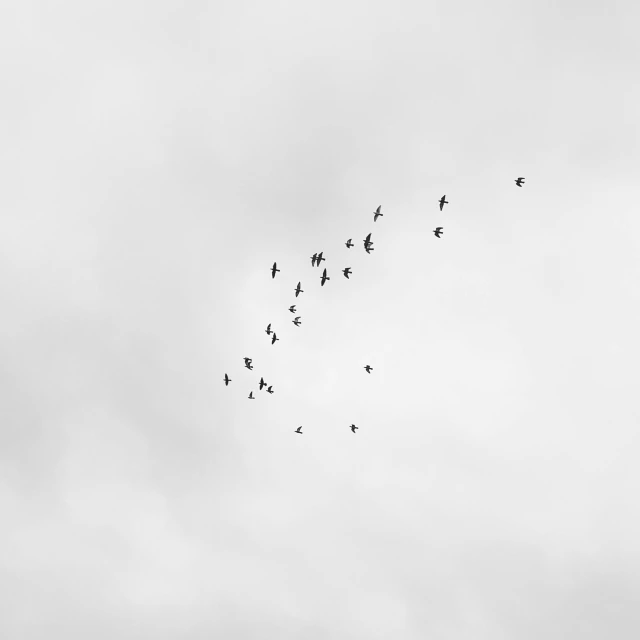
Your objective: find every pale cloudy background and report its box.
[1,1,640,638]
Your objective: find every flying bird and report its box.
[244,362,254,370]
[345,239,353,248]
[267,386,274,394]
[373,205,383,222]
[271,262,280,278]
[265,323,272,335]
[439,195,448,211]
[248,391,255,399]
[294,282,303,297]
[271,333,279,345]
[289,305,296,313]
[293,317,301,326]
[295,426,302,434]
[243,357,252,365]
[350,424,358,433]
[342,267,352,279]
[223,373,231,385]
[515,177,525,187]
[259,377,266,391]
[364,232,372,246]
[433,227,443,238]
[316,251,325,264]
[365,244,374,254]
[310,253,318,266]
[320,268,330,286]
[364,365,373,373]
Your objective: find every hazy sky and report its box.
[2,1,640,638]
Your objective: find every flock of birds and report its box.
[224,178,526,434]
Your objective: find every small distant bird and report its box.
[342,267,352,279]
[289,305,296,313]
[265,323,272,335]
[364,232,372,246]
[244,362,254,370]
[365,244,374,254]
[293,317,301,326]
[316,251,325,265]
[350,424,358,433]
[271,262,280,278]
[271,332,279,345]
[243,357,252,365]
[364,365,373,374]
[259,377,266,391]
[248,391,255,399]
[515,177,525,187]
[373,205,383,222]
[320,268,330,286]
[310,253,318,266]
[223,373,231,385]
[433,227,443,238]
[294,282,303,297]
[345,239,353,248]
[295,426,302,434]
[439,195,448,211]
[267,386,274,394]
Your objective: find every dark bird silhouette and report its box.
[223,373,231,385]
[259,377,266,391]
[345,239,353,248]
[271,332,279,345]
[439,195,448,211]
[271,262,280,278]
[295,426,302,434]
[267,385,274,394]
[350,424,358,433]
[515,177,525,187]
[364,232,372,246]
[265,323,272,335]
[433,227,443,238]
[293,317,301,326]
[248,391,255,399]
[244,362,254,370]
[316,251,325,265]
[310,253,318,266]
[364,365,373,373]
[342,267,352,279]
[320,268,330,286]
[373,205,383,222]
[294,282,303,297]
[365,244,374,254]
[289,305,296,313]
[243,357,252,365]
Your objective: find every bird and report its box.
[244,362,254,370]
[373,205,383,222]
[294,282,303,297]
[244,357,252,364]
[342,267,352,279]
[265,323,272,335]
[364,232,372,247]
[515,177,525,187]
[439,195,448,211]
[248,391,255,399]
[365,244,374,254]
[267,385,274,394]
[271,332,279,345]
[310,253,318,266]
[259,377,266,391]
[223,373,231,385]
[364,365,373,373]
[320,268,330,286]
[345,239,354,248]
[295,426,303,434]
[433,227,443,238]
[289,305,296,313]
[293,317,301,326]
[271,262,280,278]
[350,424,358,433]
[316,251,325,265]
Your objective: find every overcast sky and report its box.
[1,1,640,638]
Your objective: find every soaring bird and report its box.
[364,365,373,373]
[433,227,443,238]
[373,205,383,222]
[294,282,303,297]
[310,253,318,266]
[265,323,272,335]
[316,251,326,265]
[295,426,302,434]
[267,386,274,394]
[342,267,352,279]
[289,305,296,313]
[248,391,255,399]
[223,373,231,386]
[271,332,279,345]
[271,262,280,278]
[515,177,525,187]
[439,195,448,211]
[345,239,354,248]
[350,424,358,433]
[320,268,330,286]
[293,317,301,326]
[259,377,266,391]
